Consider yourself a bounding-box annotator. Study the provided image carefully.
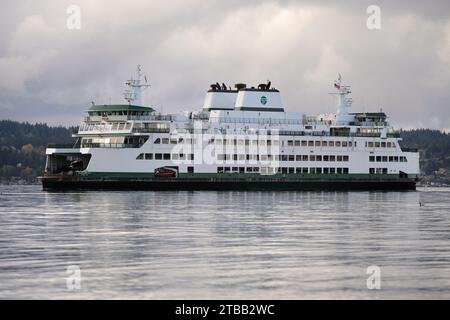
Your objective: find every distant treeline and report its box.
[0,120,76,182]
[0,120,449,182]
[399,129,450,175]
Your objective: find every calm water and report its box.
[0,185,450,299]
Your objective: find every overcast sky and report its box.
[1,0,450,130]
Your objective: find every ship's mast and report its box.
[123,65,150,106]
[329,74,352,125]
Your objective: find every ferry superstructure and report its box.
[40,66,419,190]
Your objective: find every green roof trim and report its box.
[88,104,154,113]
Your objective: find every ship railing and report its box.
[80,143,141,148]
[355,121,389,126]
[84,115,175,122]
[128,115,175,121]
[304,120,329,125]
[217,118,303,125]
[183,129,385,138]
[131,128,170,133]
[273,130,383,137]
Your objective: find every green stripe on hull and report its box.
[76,171,416,180]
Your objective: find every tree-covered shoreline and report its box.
[0,120,77,183]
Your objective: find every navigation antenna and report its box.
[328,73,352,124]
[123,65,151,106]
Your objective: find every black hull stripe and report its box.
[41,178,416,191]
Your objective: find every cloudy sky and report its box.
[1,0,450,130]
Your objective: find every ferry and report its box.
[39,66,420,190]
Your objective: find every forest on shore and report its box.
[0,120,76,183]
[0,120,449,183]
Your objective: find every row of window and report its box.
[366,141,396,148]
[153,137,397,149]
[217,154,350,162]
[154,138,358,148]
[136,153,195,160]
[217,167,350,174]
[80,122,133,132]
[213,117,302,125]
[369,156,408,162]
[369,168,388,174]
[154,138,196,144]
[88,111,151,116]
[137,152,350,162]
[286,140,355,148]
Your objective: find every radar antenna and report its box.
[123,64,151,105]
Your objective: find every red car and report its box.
[154,167,177,178]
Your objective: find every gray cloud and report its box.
[0,0,450,130]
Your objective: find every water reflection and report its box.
[1,185,450,299]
